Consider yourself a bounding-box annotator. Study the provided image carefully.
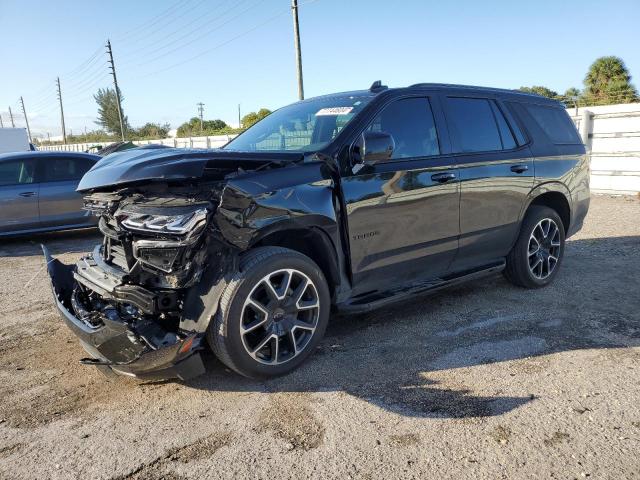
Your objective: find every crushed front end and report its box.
[43,187,233,380]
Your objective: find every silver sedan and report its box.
[0,151,100,236]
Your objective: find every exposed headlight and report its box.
[133,243,182,273]
[121,208,208,236]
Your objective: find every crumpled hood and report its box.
[77,147,302,192]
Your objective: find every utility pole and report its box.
[197,102,205,132]
[19,97,32,142]
[106,39,126,142]
[56,77,67,144]
[238,104,241,128]
[0,115,3,128]
[47,132,51,143]
[8,106,15,127]
[291,0,304,100]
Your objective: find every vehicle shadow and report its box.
[184,234,640,419]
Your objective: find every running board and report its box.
[337,261,506,314]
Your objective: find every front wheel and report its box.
[504,206,566,288]
[207,247,330,379]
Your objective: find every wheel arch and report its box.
[251,224,341,300]
[521,182,571,234]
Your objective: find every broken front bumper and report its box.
[42,245,206,381]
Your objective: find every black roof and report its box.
[405,83,561,104]
[302,82,562,107]
[0,151,101,162]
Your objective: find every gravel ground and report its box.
[0,195,639,480]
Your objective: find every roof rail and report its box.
[408,83,560,101]
[409,82,519,92]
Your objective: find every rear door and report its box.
[341,95,460,294]
[37,155,96,228]
[0,157,39,234]
[441,95,534,270]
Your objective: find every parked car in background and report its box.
[44,82,589,381]
[0,128,30,154]
[0,151,100,236]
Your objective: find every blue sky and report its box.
[1,0,639,138]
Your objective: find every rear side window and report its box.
[524,104,581,144]
[0,159,35,186]
[42,157,94,182]
[445,97,516,153]
[367,97,440,159]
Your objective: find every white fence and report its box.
[569,103,640,194]
[37,134,237,152]
[36,104,640,194]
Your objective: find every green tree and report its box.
[94,87,129,135]
[241,108,272,128]
[130,122,171,140]
[558,87,583,107]
[564,87,581,98]
[518,86,559,99]
[176,117,232,137]
[583,56,638,105]
[203,119,228,131]
[176,117,200,137]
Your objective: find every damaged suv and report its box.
[44,82,590,380]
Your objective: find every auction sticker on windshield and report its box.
[316,107,354,116]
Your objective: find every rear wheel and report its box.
[207,247,330,378]
[504,206,566,288]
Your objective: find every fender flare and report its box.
[518,181,572,225]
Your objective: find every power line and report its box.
[137,5,290,78]
[122,0,261,69]
[63,45,105,77]
[62,57,109,89]
[28,91,59,113]
[62,68,110,100]
[12,44,106,117]
[115,0,192,43]
[116,0,212,59]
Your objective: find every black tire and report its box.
[504,205,566,289]
[207,246,330,379]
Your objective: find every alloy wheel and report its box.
[240,268,320,365]
[528,218,561,280]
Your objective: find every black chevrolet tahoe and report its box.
[44,82,590,380]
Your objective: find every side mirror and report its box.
[356,131,395,165]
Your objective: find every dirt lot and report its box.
[0,195,639,479]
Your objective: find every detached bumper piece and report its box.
[42,245,206,381]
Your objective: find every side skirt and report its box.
[336,260,506,314]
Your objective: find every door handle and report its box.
[18,191,36,197]
[510,164,529,174]
[431,172,457,183]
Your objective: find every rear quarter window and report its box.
[42,157,94,182]
[524,104,581,144]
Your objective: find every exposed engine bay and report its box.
[50,183,231,377]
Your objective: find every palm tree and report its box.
[584,56,638,105]
[561,87,582,107]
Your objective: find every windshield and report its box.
[224,94,372,152]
